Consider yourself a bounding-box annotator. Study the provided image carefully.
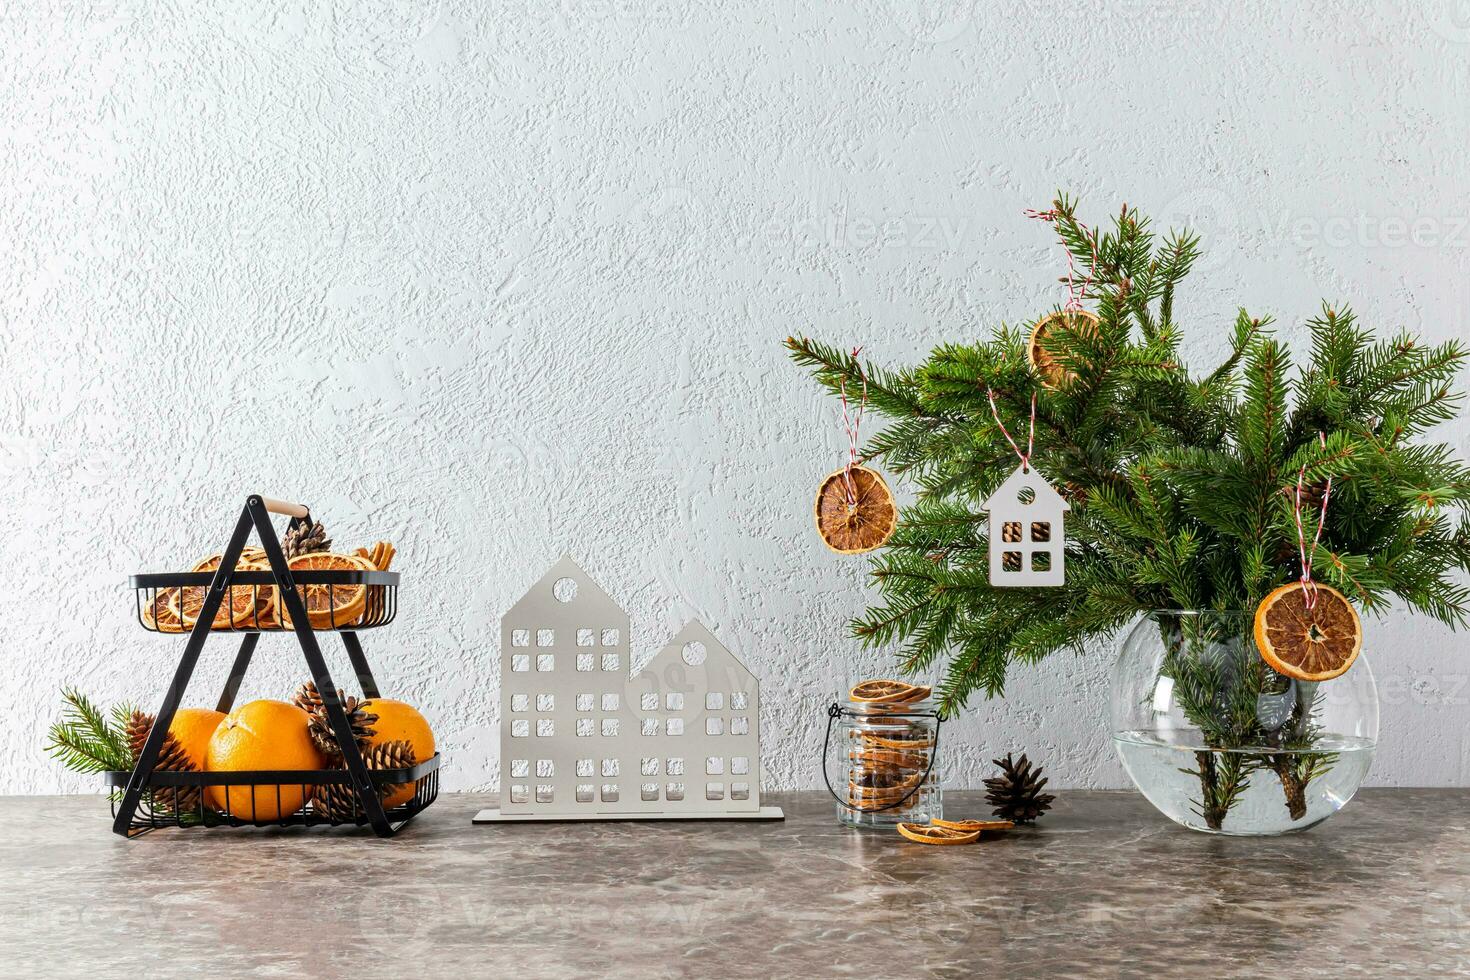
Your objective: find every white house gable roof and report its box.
[981,465,1070,513]
[639,620,756,689]
[504,554,626,624]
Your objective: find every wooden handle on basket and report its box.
[259,496,310,519]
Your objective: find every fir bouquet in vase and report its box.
[789,197,1470,835]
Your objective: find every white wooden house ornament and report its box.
[474,557,784,823]
[981,465,1068,587]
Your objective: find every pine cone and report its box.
[125,711,201,816]
[282,519,331,559]
[983,752,1055,824]
[292,681,377,758]
[312,739,416,821]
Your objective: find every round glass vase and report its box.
[1110,610,1378,836]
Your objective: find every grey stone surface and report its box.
[1,790,1466,978]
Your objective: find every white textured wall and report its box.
[3,1,1468,795]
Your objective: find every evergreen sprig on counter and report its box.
[45,688,136,775]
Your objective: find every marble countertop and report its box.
[1,790,1465,978]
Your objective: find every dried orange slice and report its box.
[142,588,186,633]
[860,733,936,750]
[815,466,897,554]
[1027,310,1098,389]
[276,552,369,629]
[172,555,265,629]
[932,818,1013,833]
[1253,582,1363,681]
[849,680,920,703]
[897,822,980,845]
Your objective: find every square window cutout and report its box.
[667,758,685,775]
[601,693,619,711]
[576,759,594,777]
[731,782,749,801]
[641,719,659,736]
[535,785,554,803]
[601,719,619,737]
[641,757,659,776]
[667,718,684,736]
[536,654,554,672]
[511,629,530,647]
[731,691,748,710]
[666,692,685,711]
[511,720,529,738]
[601,654,620,672]
[731,756,749,775]
[1031,551,1052,572]
[706,718,723,736]
[706,757,724,775]
[510,784,529,803]
[640,693,659,711]
[666,782,685,801]
[1030,521,1051,543]
[641,782,659,802]
[577,629,596,647]
[511,654,530,673]
[536,759,554,777]
[510,694,529,712]
[1001,520,1023,543]
[576,654,595,672]
[510,759,529,778]
[536,628,555,647]
[706,782,724,801]
[576,693,594,712]
[730,717,749,735]
[601,784,619,803]
[1002,551,1023,572]
[536,719,554,737]
[601,629,619,647]
[576,718,594,737]
[706,693,724,711]
[536,693,554,712]
[602,759,619,777]
[576,784,594,803]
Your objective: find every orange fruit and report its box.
[815,466,897,554]
[359,699,435,808]
[1027,310,1098,389]
[276,552,370,629]
[1253,582,1363,681]
[206,700,325,821]
[168,707,226,771]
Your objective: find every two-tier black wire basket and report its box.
[108,494,440,838]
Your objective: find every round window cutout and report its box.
[1017,486,1036,505]
[552,577,578,602]
[681,641,707,666]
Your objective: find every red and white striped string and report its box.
[986,388,1036,472]
[1024,207,1097,313]
[1292,431,1333,611]
[839,346,867,508]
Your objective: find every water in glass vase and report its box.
[1114,729,1375,835]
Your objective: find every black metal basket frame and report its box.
[132,567,400,633]
[112,494,438,839]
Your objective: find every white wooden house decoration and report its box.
[474,557,784,823]
[981,465,1068,587]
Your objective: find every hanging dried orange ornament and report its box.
[814,347,897,554]
[1253,432,1363,681]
